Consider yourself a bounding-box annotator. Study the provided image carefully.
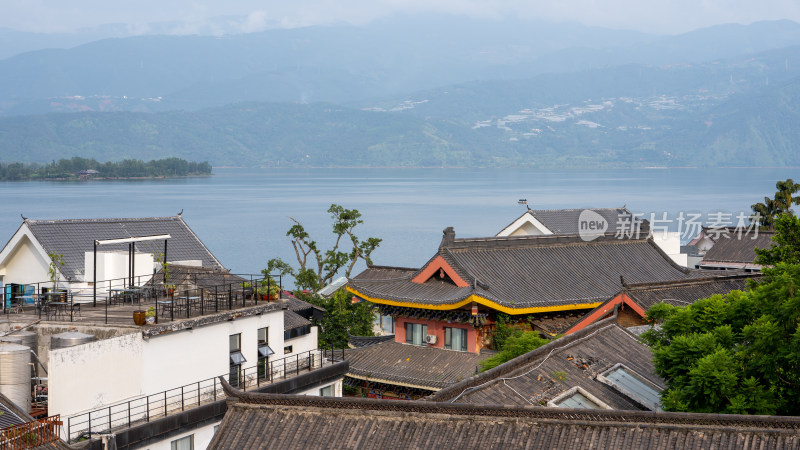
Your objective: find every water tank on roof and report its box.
[51,331,95,350]
[1,330,38,353]
[0,342,31,412]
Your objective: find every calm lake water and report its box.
[0,167,794,278]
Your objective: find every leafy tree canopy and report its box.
[265,204,381,348]
[642,262,800,415]
[481,331,548,372]
[266,204,381,292]
[754,213,800,266]
[293,290,375,349]
[751,178,800,229]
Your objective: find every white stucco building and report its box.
[0,215,344,450]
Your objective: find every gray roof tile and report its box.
[349,234,698,311]
[211,384,800,450]
[24,216,223,281]
[430,321,663,410]
[345,340,490,390]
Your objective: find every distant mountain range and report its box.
[2,17,800,168]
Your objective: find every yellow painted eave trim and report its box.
[346,286,602,315]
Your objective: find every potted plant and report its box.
[47,251,66,301]
[133,309,146,326]
[145,306,156,324]
[258,278,280,301]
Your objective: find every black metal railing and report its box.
[65,348,345,443]
[2,272,284,325]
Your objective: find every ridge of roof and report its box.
[623,273,761,291]
[527,206,630,214]
[217,376,800,430]
[447,232,651,249]
[25,215,182,225]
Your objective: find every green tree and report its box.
[754,213,800,266]
[267,204,381,292]
[480,331,548,371]
[751,178,800,229]
[296,290,375,349]
[642,263,800,415]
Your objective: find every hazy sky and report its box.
[3,0,800,35]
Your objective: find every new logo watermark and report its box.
[578,209,608,241]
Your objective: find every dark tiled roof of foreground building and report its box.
[700,231,775,269]
[624,274,759,310]
[349,233,698,312]
[430,319,663,410]
[210,380,800,450]
[19,215,223,281]
[344,340,490,391]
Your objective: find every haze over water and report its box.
[0,167,793,278]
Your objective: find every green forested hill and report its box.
[2,76,800,168]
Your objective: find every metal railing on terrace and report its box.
[2,272,284,324]
[0,415,62,450]
[65,348,345,443]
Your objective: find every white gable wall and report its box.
[496,213,553,237]
[0,234,50,286]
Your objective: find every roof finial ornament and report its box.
[20,214,27,221]
[441,227,456,248]
[177,209,183,216]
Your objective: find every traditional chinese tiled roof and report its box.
[700,231,775,268]
[20,215,223,281]
[527,207,638,235]
[284,309,312,331]
[623,274,758,310]
[344,340,490,390]
[430,320,663,410]
[210,379,800,450]
[284,296,326,321]
[349,232,697,313]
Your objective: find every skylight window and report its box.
[547,386,611,410]
[597,363,663,411]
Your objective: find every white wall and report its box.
[283,326,318,356]
[49,333,145,419]
[1,236,50,285]
[294,379,343,397]
[651,232,688,267]
[85,251,154,289]
[145,421,220,450]
[49,309,285,421]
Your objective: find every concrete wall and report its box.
[49,332,145,418]
[47,309,287,420]
[139,309,286,394]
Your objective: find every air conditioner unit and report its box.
[425,334,437,344]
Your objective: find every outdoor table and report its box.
[109,288,142,304]
[46,301,69,320]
